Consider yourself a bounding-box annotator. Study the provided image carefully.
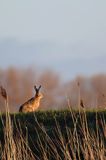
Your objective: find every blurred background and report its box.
[0,0,106,111]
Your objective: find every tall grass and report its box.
[0,109,106,160]
[0,86,106,159]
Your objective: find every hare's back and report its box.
[19,104,34,113]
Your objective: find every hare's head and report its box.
[34,85,43,99]
[37,93,43,99]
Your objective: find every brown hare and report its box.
[19,85,43,113]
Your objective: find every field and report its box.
[0,109,106,160]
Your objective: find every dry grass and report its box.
[0,86,106,159]
[0,107,106,160]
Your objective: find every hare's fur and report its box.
[19,86,43,113]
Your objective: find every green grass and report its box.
[0,109,106,135]
[0,109,106,159]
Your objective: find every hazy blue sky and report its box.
[0,0,106,80]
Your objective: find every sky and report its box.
[0,0,106,80]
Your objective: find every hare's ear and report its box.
[34,85,41,95]
[38,85,41,91]
[34,85,41,91]
[34,85,37,91]
[34,86,37,91]
[34,85,39,96]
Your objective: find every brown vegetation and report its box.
[0,67,106,112]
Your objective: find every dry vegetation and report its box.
[0,67,106,112]
[0,68,106,159]
[0,107,106,160]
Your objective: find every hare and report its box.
[19,85,43,113]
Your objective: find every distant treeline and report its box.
[0,67,106,112]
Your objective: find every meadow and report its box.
[0,109,106,160]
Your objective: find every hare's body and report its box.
[19,86,43,113]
